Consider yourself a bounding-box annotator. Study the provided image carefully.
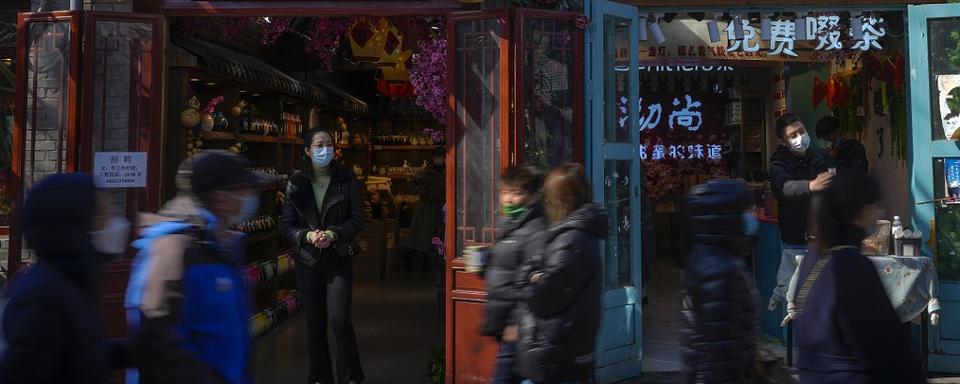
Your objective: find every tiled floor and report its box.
[641,259,685,374]
[253,271,443,384]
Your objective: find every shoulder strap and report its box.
[793,255,831,315]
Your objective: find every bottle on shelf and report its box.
[891,215,902,255]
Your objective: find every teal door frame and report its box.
[586,1,644,382]
[908,4,960,373]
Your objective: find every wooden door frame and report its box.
[10,11,82,275]
[444,10,512,384]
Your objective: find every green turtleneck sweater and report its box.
[307,166,336,244]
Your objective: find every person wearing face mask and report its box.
[282,127,365,384]
[768,113,834,310]
[0,173,133,384]
[794,170,923,383]
[816,115,868,172]
[124,150,268,384]
[679,179,761,384]
[481,166,547,384]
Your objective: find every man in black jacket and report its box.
[768,113,834,310]
[816,115,868,171]
[482,166,548,384]
[680,179,760,384]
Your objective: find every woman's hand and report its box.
[530,272,543,283]
[315,231,332,249]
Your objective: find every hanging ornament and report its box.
[180,96,201,128]
[348,18,390,63]
[377,78,415,99]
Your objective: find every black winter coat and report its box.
[680,179,759,384]
[282,166,365,268]
[0,173,129,384]
[516,203,608,382]
[769,146,833,245]
[796,226,923,384]
[482,204,548,339]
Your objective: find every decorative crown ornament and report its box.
[374,18,413,84]
[348,18,391,63]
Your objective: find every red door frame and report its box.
[445,10,512,384]
[10,11,82,275]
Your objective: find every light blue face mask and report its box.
[312,146,333,167]
[231,194,259,225]
[742,211,759,236]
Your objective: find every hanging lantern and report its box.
[348,18,390,63]
[377,78,415,99]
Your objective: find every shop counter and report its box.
[753,217,787,341]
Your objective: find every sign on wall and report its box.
[637,14,891,63]
[94,152,147,188]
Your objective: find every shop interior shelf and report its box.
[200,131,303,145]
[371,145,442,151]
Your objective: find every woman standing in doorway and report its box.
[795,170,923,383]
[282,128,365,384]
[516,163,607,384]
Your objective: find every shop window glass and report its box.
[521,17,575,168]
[604,159,633,289]
[88,20,154,221]
[603,15,631,143]
[928,17,960,141]
[454,19,503,255]
[19,20,74,264]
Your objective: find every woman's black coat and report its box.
[282,166,365,268]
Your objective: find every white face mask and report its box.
[312,147,333,168]
[90,216,131,255]
[788,133,811,154]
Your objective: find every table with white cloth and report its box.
[783,255,941,375]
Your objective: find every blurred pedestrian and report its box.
[768,113,834,310]
[794,170,923,383]
[282,128,365,384]
[516,163,607,384]
[1,173,132,383]
[816,115,868,171]
[403,147,445,273]
[680,179,760,384]
[482,166,548,384]
[126,150,267,384]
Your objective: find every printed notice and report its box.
[94,152,147,188]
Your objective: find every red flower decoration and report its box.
[575,15,591,30]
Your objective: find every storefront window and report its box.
[603,15,631,143]
[454,19,503,254]
[88,20,155,219]
[521,17,576,168]
[604,159,633,289]
[927,17,960,141]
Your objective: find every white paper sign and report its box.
[938,74,960,140]
[94,152,147,188]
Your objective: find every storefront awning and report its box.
[172,36,368,115]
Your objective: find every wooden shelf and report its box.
[201,131,303,145]
[337,144,369,150]
[371,145,442,151]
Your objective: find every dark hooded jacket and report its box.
[482,203,548,339]
[0,173,127,384]
[796,225,924,384]
[679,180,759,384]
[516,203,608,382]
[282,163,364,268]
[769,146,833,245]
[832,138,868,172]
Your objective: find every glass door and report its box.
[589,1,643,382]
[10,11,81,275]
[909,4,960,374]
